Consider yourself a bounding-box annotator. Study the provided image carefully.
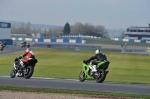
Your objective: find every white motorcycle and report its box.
[10,57,38,79]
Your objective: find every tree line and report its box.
[11,21,108,37]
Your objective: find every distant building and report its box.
[0,22,13,45]
[0,22,11,39]
[123,23,150,40]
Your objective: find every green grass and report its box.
[0,85,149,99]
[85,38,150,46]
[0,48,150,84]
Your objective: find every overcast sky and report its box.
[0,0,150,29]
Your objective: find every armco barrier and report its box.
[12,38,86,44]
[51,39,56,42]
[112,38,150,43]
[0,39,13,45]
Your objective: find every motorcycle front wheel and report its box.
[95,69,106,83]
[10,68,16,78]
[79,70,86,82]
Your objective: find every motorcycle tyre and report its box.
[10,68,16,78]
[79,70,86,82]
[95,69,106,83]
[24,66,34,79]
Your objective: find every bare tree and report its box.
[11,21,108,38]
[95,25,108,37]
[26,21,31,34]
[11,26,18,34]
[36,27,42,33]
[18,22,25,34]
[83,23,95,33]
[71,22,85,34]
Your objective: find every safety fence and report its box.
[12,38,86,44]
[121,45,150,54]
[112,38,150,43]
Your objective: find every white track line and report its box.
[0,76,79,81]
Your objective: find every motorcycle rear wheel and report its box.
[10,68,16,78]
[95,69,106,83]
[79,70,86,82]
[24,66,34,79]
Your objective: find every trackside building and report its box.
[0,22,13,45]
[123,23,150,40]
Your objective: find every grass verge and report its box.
[85,38,150,46]
[0,48,150,84]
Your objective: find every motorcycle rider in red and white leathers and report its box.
[16,48,35,76]
[20,48,35,67]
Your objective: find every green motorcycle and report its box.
[79,60,110,83]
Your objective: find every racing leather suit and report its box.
[21,51,35,63]
[86,53,107,65]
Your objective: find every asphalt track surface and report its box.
[0,76,150,95]
[0,43,150,95]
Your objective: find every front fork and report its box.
[14,63,26,75]
[14,63,17,69]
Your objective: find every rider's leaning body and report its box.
[21,49,35,63]
[85,49,107,72]
[86,49,107,65]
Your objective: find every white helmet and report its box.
[95,49,102,54]
[26,48,31,53]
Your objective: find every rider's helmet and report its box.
[26,48,31,53]
[95,49,102,54]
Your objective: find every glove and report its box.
[18,55,23,59]
[83,60,87,64]
[14,57,18,62]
